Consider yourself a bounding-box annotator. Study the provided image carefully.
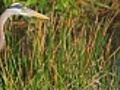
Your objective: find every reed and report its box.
[0,0,120,89]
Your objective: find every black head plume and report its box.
[9,3,24,9]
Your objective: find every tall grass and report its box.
[0,0,120,89]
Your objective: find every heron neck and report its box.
[0,10,12,50]
[0,10,12,31]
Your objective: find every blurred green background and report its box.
[0,0,120,89]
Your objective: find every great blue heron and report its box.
[0,3,49,50]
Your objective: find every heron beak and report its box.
[28,9,49,20]
[34,12,49,20]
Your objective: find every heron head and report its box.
[6,3,49,20]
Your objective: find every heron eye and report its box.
[21,7,27,12]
